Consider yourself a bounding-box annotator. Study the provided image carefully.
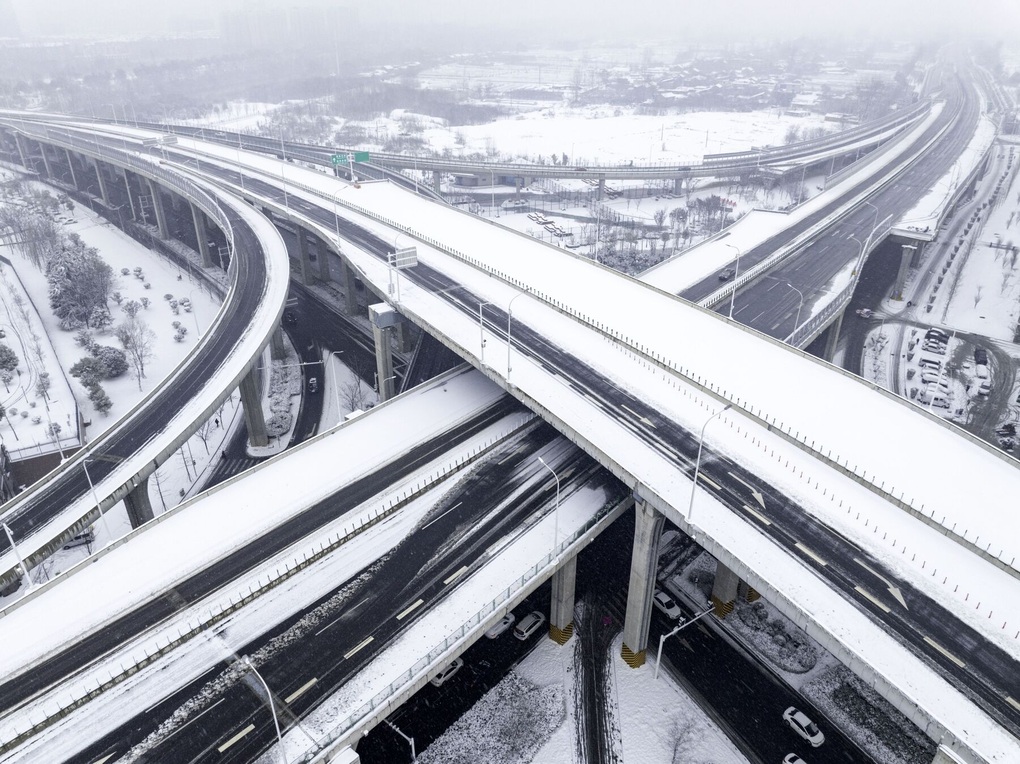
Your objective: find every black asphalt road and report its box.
[0,395,521,719]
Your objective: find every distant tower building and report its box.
[0,0,21,38]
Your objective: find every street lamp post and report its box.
[241,656,287,764]
[654,604,715,680]
[187,290,201,336]
[82,458,114,544]
[766,277,804,341]
[687,405,732,522]
[506,290,530,380]
[478,301,492,364]
[384,719,416,761]
[723,243,741,320]
[536,456,560,555]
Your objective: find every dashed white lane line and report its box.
[396,599,424,620]
[854,585,891,614]
[698,473,721,491]
[423,502,462,530]
[285,677,317,704]
[794,542,827,566]
[1006,696,1020,713]
[443,565,468,585]
[742,505,772,525]
[217,724,255,753]
[923,636,966,668]
[344,636,374,660]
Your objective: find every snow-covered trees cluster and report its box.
[69,331,127,416]
[46,234,114,331]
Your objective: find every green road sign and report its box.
[331,151,370,165]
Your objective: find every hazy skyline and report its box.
[8,0,1020,43]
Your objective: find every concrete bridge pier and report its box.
[370,303,400,402]
[597,175,605,201]
[91,159,112,207]
[239,368,269,447]
[316,236,332,282]
[144,178,169,238]
[620,497,664,668]
[13,133,29,168]
[295,230,315,285]
[64,149,80,190]
[121,169,139,221]
[893,243,920,301]
[823,307,846,361]
[124,476,155,528]
[711,561,740,617]
[549,555,577,644]
[270,327,286,360]
[37,143,53,179]
[190,203,214,267]
[340,259,360,314]
[432,170,441,193]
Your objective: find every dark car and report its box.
[974,347,988,366]
[307,377,318,393]
[284,310,297,325]
[719,268,735,281]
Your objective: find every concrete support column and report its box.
[121,169,138,221]
[673,177,683,195]
[892,243,918,300]
[37,144,53,178]
[270,327,286,360]
[64,149,80,190]
[316,237,332,282]
[144,178,169,238]
[737,579,760,603]
[239,369,268,447]
[549,556,577,645]
[711,561,740,618]
[340,260,360,314]
[190,203,214,267]
[295,231,314,285]
[432,170,441,192]
[369,303,398,403]
[92,159,111,206]
[597,175,605,201]
[394,320,414,354]
[514,176,523,200]
[124,476,155,528]
[823,307,846,361]
[13,133,28,168]
[621,498,664,668]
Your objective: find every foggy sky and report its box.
[10,0,1020,42]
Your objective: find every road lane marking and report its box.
[697,473,721,491]
[396,599,424,620]
[444,565,468,585]
[854,585,891,613]
[91,755,116,764]
[1007,696,1020,713]
[853,558,908,609]
[218,724,255,753]
[697,623,713,638]
[165,698,225,740]
[285,678,318,704]
[344,637,374,660]
[314,598,368,635]
[728,472,766,508]
[742,505,772,526]
[423,502,462,530]
[621,404,655,427]
[679,637,695,652]
[795,543,827,566]
[497,447,522,464]
[923,636,966,668]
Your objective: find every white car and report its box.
[653,588,684,620]
[513,610,546,640]
[484,613,516,639]
[430,658,463,687]
[783,754,806,764]
[783,707,825,747]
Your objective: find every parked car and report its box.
[974,347,989,366]
[430,658,463,687]
[484,613,516,639]
[513,610,546,641]
[719,268,735,281]
[783,707,824,747]
[653,588,684,620]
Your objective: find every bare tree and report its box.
[339,378,367,413]
[116,316,156,390]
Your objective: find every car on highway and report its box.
[430,657,463,687]
[783,707,825,747]
[284,310,297,325]
[653,588,684,619]
[484,613,516,639]
[783,755,806,764]
[855,308,873,318]
[307,376,318,393]
[719,268,735,281]
[513,610,546,641]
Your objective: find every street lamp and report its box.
[82,457,114,544]
[536,456,560,555]
[506,289,530,380]
[374,373,396,400]
[723,243,741,320]
[240,656,287,764]
[384,719,416,762]
[478,301,492,364]
[187,290,201,336]
[687,404,731,522]
[766,277,804,341]
[654,604,715,680]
